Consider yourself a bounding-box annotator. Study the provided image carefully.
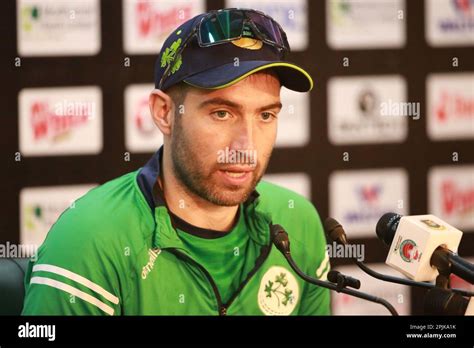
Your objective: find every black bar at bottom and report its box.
[0,316,472,346]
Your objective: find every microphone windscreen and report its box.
[376,212,401,246]
[323,217,343,243]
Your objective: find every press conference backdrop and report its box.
[1,0,473,315]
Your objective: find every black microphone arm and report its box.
[270,224,399,316]
[424,287,471,315]
[431,247,474,285]
[324,217,474,298]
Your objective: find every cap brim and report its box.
[183,61,313,92]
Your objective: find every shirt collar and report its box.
[136,146,166,209]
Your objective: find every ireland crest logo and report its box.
[258,266,299,315]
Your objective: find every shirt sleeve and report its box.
[22,208,123,316]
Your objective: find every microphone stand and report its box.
[271,225,399,316]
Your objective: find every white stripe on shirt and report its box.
[30,276,114,315]
[32,264,119,305]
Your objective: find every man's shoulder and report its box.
[255,180,317,218]
[255,180,326,245]
[44,170,154,248]
[23,171,151,315]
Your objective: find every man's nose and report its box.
[229,117,255,151]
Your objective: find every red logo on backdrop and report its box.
[345,185,386,224]
[358,185,381,205]
[30,101,89,141]
[452,0,474,14]
[441,181,474,216]
[136,1,192,38]
[134,99,155,136]
[435,91,474,122]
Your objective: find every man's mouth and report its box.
[224,171,248,178]
[218,166,255,185]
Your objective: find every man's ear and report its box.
[149,89,173,135]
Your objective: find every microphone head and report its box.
[376,212,402,246]
[383,214,463,282]
[327,270,361,289]
[270,224,290,255]
[327,270,340,283]
[323,217,348,245]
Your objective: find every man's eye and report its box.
[260,112,276,121]
[212,111,230,119]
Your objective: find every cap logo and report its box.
[231,38,263,50]
[231,23,263,50]
[160,38,183,74]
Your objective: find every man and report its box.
[22,8,330,316]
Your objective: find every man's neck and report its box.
[159,153,239,232]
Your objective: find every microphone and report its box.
[327,270,361,290]
[376,213,474,284]
[424,287,474,315]
[270,224,399,316]
[323,217,474,297]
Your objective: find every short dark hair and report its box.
[166,82,190,112]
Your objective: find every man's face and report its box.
[170,72,281,206]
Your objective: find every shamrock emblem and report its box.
[263,272,294,307]
[160,38,183,74]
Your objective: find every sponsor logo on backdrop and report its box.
[329,169,408,238]
[326,0,405,49]
[17,0,100,56]
[20,185,96,249]
[124,84,163,153]
[275,87,310,148]
[122,0,205,54]
[263,173,311,199]
[29,101,90,141]
[331,264,411,315]
[427,73,474,140]
[328,76,408,145]
[19,87,102,156]
[226,0,309,50]
[135,99,155,136]
[19,86,102,156]
[428,165,474,230]
[425,0,474,46]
